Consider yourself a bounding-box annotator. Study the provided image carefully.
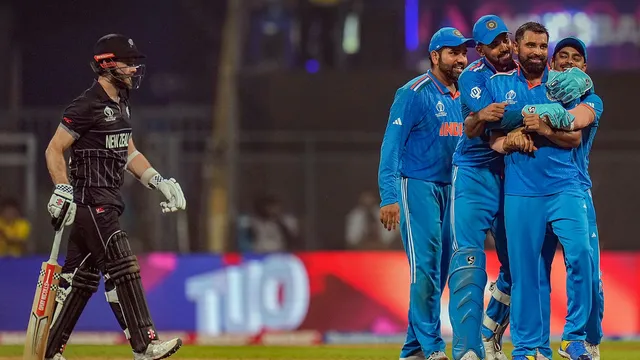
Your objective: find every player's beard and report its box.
[487,50,514,72]
[520,54,547,76]
[438,61,464,82]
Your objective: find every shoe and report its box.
[46,354,67,360]
[585,342,600,360]
[400,350,425,360]
[459,350,481,360]
[133,338,183,360]
[483,336,508,360]
[425,351,449,360]
[558,340,592,360]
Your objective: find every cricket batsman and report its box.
[378,27,474,360]
[43,34,186,360]
[486,22,597,360]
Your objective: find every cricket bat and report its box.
[23,204,68,360]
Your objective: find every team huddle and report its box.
[378,16,603,360]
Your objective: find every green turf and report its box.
[1,342,640,359]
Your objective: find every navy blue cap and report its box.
[473,15,510,45]
[553,36,588,62]
[429,27,474,53]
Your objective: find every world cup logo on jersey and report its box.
[104,106,116,122]
[505,90,517,105]
[435,100,447,117]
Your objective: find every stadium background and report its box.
[0,0,639,346]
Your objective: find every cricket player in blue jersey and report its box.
[448,15,517,360]
[449,16,588,360]
[542,37,604,360]
[378,27,474,360]
[486,22,596,360]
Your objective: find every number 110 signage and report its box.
[185,254,311,335]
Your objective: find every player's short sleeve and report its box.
[458,69,494,114]
[580,93,604,126]
[60,100,95,140]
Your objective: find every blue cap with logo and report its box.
[553,36,588,62]
[429,27,475,53]
[473,15,510,45]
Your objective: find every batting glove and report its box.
[47,184,77,227]
[150,175,187,213]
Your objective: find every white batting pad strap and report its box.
[483,313,500,332]
[489,281,511,306]
[105,288,119,303]
[140,167,161,189]
[126,150,141,169]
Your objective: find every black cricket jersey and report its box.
[59,81,133,212]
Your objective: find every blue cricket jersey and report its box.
[570,93,604,190]
[453,58,503,167]
[486,66,582,196]
[378,70,464,206]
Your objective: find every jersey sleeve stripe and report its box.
[60,123,80,140]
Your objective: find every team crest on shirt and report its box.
[435,101,447,117]
[504,90,517,104]
[104,106,116,122]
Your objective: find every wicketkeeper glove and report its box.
[546,67,593,104]
[522,103,576,130]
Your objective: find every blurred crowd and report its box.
[0,198,30,257]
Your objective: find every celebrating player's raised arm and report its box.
[378,89,423,230]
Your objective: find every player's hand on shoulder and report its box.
[379,203,400,231]
[151,176,187,213]
[47,184,77,228]
[477,102,506,122]
[546,67,593,104]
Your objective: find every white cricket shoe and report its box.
[460,350,481,360]
[133,338,182,360]
[483,336,508,360]
[46,354,67,360]
[400,350,425,360]
[426,351,449,360]
[585,342,600,360]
